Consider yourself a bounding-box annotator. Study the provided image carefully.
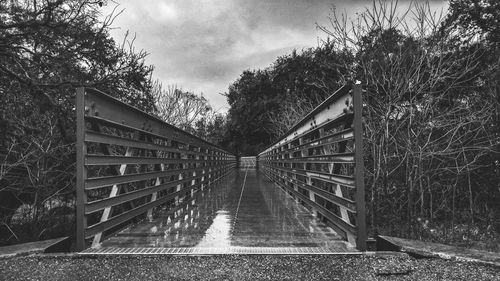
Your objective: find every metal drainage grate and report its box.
[79,247,355,255]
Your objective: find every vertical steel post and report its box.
[353,84,367,250]
[76,87,87,251]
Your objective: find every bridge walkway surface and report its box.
[82,168,354,254]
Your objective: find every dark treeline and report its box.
[221,0,500,250]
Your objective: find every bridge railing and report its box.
[257,84,366,250]
[76,88,236,251]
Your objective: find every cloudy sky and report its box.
[102,0,448,111]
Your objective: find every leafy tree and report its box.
[441,0,500,232]
[194,113,227,146]
[444,0,500,44]
[0,0,157,245]
[224,70,278,155]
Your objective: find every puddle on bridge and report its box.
[99,169,354,252]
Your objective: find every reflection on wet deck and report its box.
[100,168,353,252]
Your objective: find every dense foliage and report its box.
[0,0,158,245]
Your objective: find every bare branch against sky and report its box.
[102,0,448,111]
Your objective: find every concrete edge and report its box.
[0,237,71,259]
[377,235,500,268]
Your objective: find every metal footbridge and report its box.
[75,84,366,254]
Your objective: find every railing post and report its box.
[76,87,87,251]
[353,84,367,250]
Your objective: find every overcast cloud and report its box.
[103,0,448,111]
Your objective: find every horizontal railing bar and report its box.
[286,136,354,155]
[85,155,235,165]
[263,152,354,163]
[85,116,230,155]
[84,168,222,214]
[85,131,225,157]
[291,128,354,151]
[277,173,356,212]
[259,113,353,156]
[85,165,226,190]
[267,165,355,187]
[266,169,356,235]
[262,134,354,158]
[266,159,353,164]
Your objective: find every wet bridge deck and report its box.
[84,168,354,254]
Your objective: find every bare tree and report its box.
[265,96,316,140]
[152,82,212,132]
[318,0,500,238]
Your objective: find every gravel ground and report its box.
[0,254,499,281]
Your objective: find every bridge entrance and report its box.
[76,84,366,254]
[239,156,257,169]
